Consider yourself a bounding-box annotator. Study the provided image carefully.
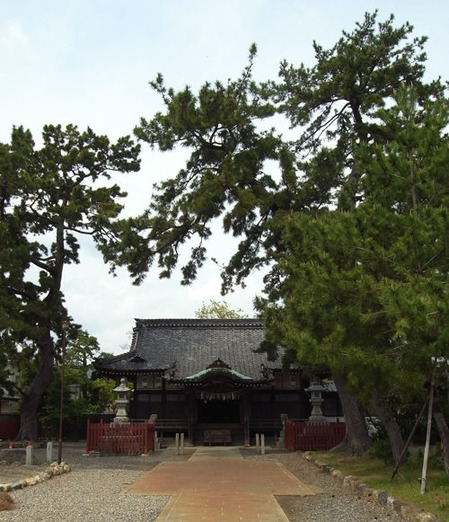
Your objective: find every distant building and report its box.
[0,388,19,414]
[94,318,341,445]
[1,365,20,414]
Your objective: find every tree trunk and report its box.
[433,390,449,482]
[369,394,405,466]
[17,229,64,441]
[16,341,55,441]
[332,373,372,455]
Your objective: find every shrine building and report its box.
[94,318,340,446]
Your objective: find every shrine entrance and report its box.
[197,396,240,423]
[183,359,259,445]
[193,388,245,444]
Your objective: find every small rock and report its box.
[331,469,344,481]
[343,475,354,488]
[349,478,360,491]
[374,490,389,507]
[415,513,438,522]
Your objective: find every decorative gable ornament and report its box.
[207,358,230,369]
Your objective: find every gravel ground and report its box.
[0,443,427,522]
[1,443,173,522]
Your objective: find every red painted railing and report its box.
[285,420,346,452]
[0,418,19,439]
[86,419,155,455]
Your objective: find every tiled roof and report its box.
[94,318,285,381]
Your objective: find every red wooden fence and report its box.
[86,419,155,455]
[285,420,346,452]
[0,417,19,439]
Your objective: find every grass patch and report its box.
[312,448,449,521]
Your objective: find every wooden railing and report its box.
[154,419,188,432]
[285,420,346,452]
[250,419,283,433]
[86,419,155,455]
[0,415,19,439]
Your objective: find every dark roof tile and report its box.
[95,318,285,381]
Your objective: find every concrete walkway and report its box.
[127,447,315,521]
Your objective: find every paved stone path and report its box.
[127,447,315,521]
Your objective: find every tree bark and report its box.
[16,338,55,441]
[369,394,406,466]
[433,390,449,482]
[332,373,372,455]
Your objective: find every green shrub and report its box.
[368,439,393,463]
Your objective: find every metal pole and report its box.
[391,398,428,481]
[57,322,68,465]
[420,384,434,494]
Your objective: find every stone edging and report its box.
[303,452,440,522]
[0,462,71,492]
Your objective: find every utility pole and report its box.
[57,321,69,465]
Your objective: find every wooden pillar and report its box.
[242,392,251,447]
[129,374,137,419]
[186,390,196,446]
[161,376,166,418]
[270,386,275,420]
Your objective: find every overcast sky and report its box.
[2,1,448,354]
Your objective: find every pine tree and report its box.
[112,12,445,456]
[0,124,140,439]
[261,85,449,468]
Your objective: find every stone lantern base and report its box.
[113,377,131,424]
[113,415,130,424]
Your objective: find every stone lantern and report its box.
[113,377,130,424]
[306,376,327,422]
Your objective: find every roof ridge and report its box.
[95,350,136,363]
[135,318,263,328]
